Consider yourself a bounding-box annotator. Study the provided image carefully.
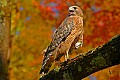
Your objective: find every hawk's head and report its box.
[68,6,83,17]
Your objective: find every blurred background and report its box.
[10,0,120,80]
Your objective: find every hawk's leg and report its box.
[65,50,69,61]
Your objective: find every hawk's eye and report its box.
[73,7,77,9]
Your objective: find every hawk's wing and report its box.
[45,17,74,56]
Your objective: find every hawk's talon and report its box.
[67,58,71,61]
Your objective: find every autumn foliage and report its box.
[10,0,120,80]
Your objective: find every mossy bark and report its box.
[40,35,120,80]
[0,0,11,80]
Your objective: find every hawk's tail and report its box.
[40,52,54,74]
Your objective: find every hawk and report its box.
[40,6,83,74]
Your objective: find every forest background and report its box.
[10,0,120,80]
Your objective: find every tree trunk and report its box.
[40,35,120,80]
[0,0,11,80]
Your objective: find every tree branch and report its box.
[40,35,120,80]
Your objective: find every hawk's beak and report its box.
[69,7,75,16]
[69,10,74,16]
